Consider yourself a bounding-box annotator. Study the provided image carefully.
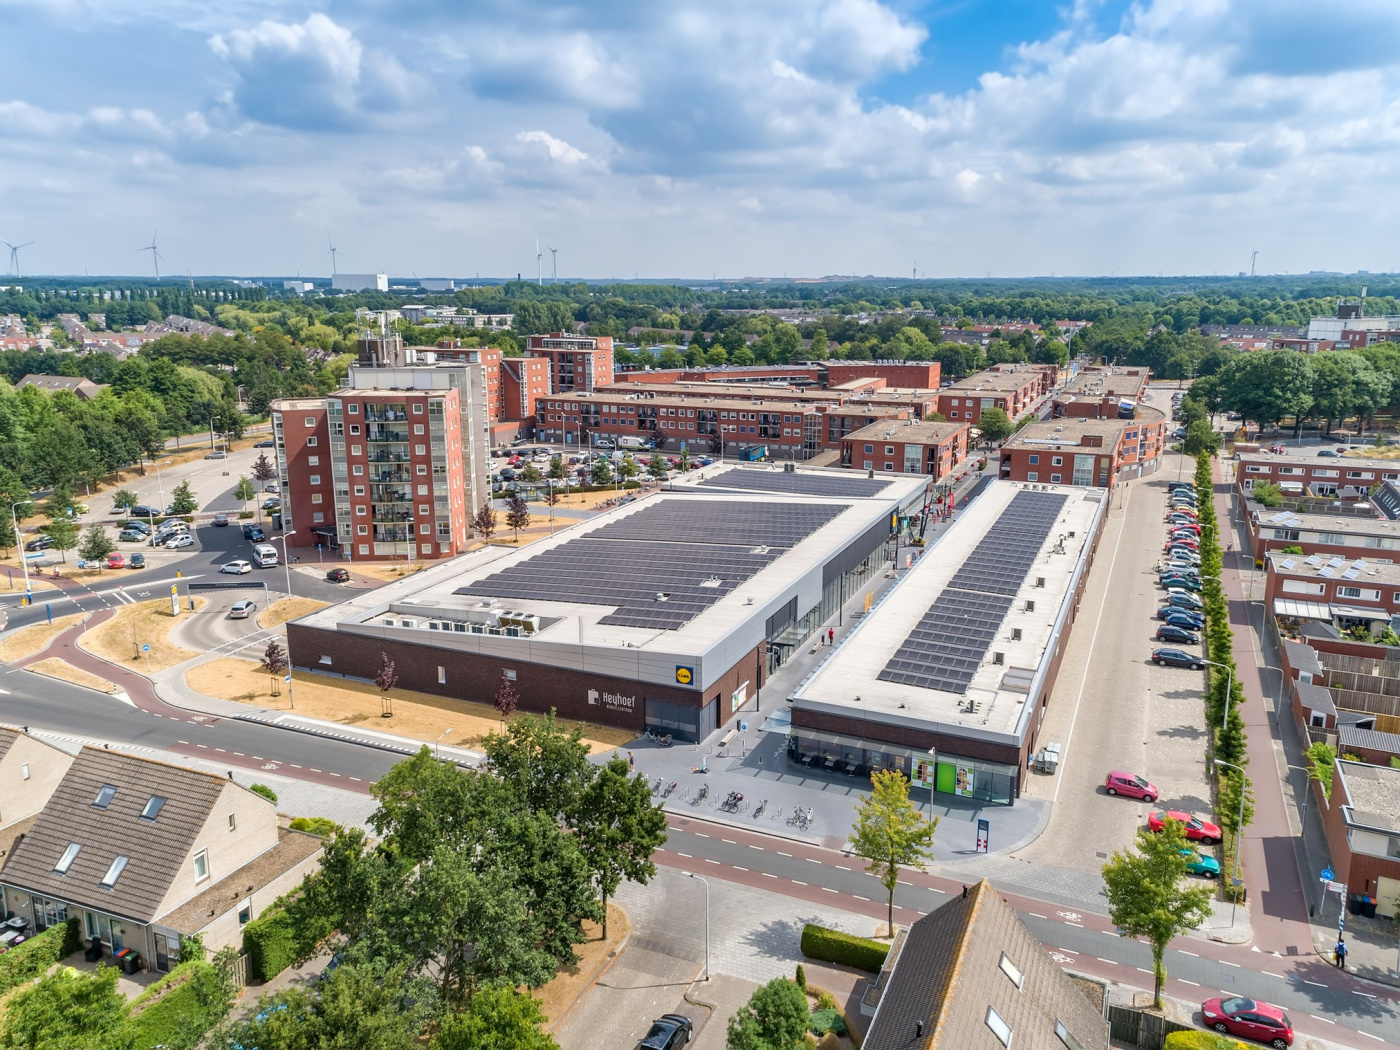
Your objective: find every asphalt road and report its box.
[658,819,1399,1048]
[170,588,272,652]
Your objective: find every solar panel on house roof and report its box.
[696,469,893,498]
[454,499,845,630]
[877,489,1068,694]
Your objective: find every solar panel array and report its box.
[697,469,892,499]
[878,490,1068,694]
[455,500,844,630]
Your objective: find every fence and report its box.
[222,951,250,989]
[1107,1005,1194,1049]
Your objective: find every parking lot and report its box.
[1018,442,1219,879]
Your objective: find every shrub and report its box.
[289,816,337,837]
[242,909,296,982]
[816,1034,842,1050]
[1164,1031,1249,1049]
[124,960,232,1050]
[0,919,82,997]
[810,1008,847,1036]
[800,924,889,973]
[250,783,278,804]
[815,990,837,1011]
[795,963,806,990]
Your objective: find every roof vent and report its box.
[656,592,670,602]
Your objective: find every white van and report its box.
[251,544,279,568]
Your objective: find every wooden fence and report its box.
[1107,1005,1194,1049]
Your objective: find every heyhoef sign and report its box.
[588,689,637,711]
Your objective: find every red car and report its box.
[106,552,125,569]
[1148,810,1221,845]
[1200,996,1293,1048]
[1104,771,1157,801]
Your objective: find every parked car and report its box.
[1156,624,1200,645]
[1167,482,1193,493]
[325,567,351,583]
[1316,449,1340,457]
[1152,647,1204,669]
[242,524,265,541]
[1159,575,1202,592]
[204,450,227,459]
[1199,996,1293,1047]
[221,560,252,575]
[637,1014,693,1050]
[1166,520,1201,533]
[1104,771,1157,801]
[213,513,229,527]
[1181,849,1220,878]
[1165,550,1201,565]
[1165,590,1204,611]
[164,533,195,549]
[228,599,258,619]
[1148,810,1221,844]
[118,529,147,543]
[1162,562,1199,577]
[106,552,125,569]
[129,553,145,569]
[24,535,54,551]
[1162,611,1205,631]
[262,497,280,510]
[119,519,151,533]
[129,505,158,518]
[264,483,279,493]
[254,439,276,448]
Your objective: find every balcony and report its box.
[372,507,415,524]
[366,428,410,442]
[370,488,413,503]
[367,452,411,463]
[365,407,408,423]
[372,527,413,544]
[371,470,412,484]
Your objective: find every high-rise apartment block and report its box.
[271,334,490,562]
[525,332,614,393]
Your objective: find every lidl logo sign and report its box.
[675,666,694,685]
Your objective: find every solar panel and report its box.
[697,469,893,498]
[454,499,845,630]
[877,490,1068,694]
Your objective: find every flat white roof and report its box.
[792,480,1104,744]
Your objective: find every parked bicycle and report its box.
[753,799,767,818]
[662,780,677,798]
[693,783,709,805]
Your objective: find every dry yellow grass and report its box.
[82,598,206,671]
[1,612,87,663]
[0,558,59,592]
[1342,445,1400,459]
[343,561,430,583]
[184,656,634,753]
[258,596,329,629]
[539,903,629,1028]
[28,658,115,693]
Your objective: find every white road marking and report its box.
[762,872,777,879]
[777,852,792,857]
[704,859,719,865]
[748,844,764,851]
[1179,980,1199,987]
[1302,980,1328,988]
[1096,958,1117,965]
[693,833,709,838]
[1220,961,1240,967]
[822,886,838,893]
[835,865,851,871]
[732,866,747,872]
[1262,972,1284,979]
[721,839,737,844]
[1352,991,1377,999]
[1137,968,1152,974]
[1358,1030,1385,1041]
[791,880,807,886]
[1310,1015,1335,1025]
[1180,951,1199,957]
[806,857,820,863]
[1030,913,1047,919]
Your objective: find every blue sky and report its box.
[3,0,1400,280]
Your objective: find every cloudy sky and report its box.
[3,0,1400,280]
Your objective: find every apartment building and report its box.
[1245,505,1400,566]
[526,332,614,393]
[936,365,1049,424]
[824,360,941,388]
[839,418,970,478]
[1051,366,1150,419]
[1235,453,1398,501]
[999,411,1166,490]
[1265,552,1400,627]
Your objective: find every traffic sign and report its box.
[1321,867,1335,881]
[141,644,150,652]
[284,675,291,683]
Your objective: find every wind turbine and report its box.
[139,232,162,281]
[1250,248,1258,277]
[328,236,340,276]
[548,245,557,283]
[535,238,543,286]
[3,239,33,278]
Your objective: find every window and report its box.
[238,905,251,926]
[140,796,166,821]
[309,475,321,485]
[92,784,117,809]
[413,402,424,414]
[1054,1020,1085,1050]
[357,524,368,535]
[417,464,428,475]
[416,444,427,455]
[1052,456,1063,466]
[306,436,318,447]
[503,668,518,681]
[313,512,324,523]
[352,464,364,476]
[1027,472,1039,482]
[193,849,209,881]
[438,666,446,684]
[1028,454,1039,464]
[54,843,81,873]
[308,456,319,466]
[228,812,237,831]
[1318,532,1345,545]
[350,444,362,456]
[999,952,1025,989]
[21,763,29,780]
[353,485,365,496]
[414,424,425,435]
[304,416,315,427]
[311,493,323,504]
[349,424,360,434]
[985,1005,1012,1047]
[348,403,358,414]
[358,544,369,555]
[1050,473,1062,484]
[99,855,129,888]
[885,445,895,455]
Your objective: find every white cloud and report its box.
[515,130,589,164]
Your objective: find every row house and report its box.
[1245,505,1400,566]
[1235,453,1397,501]
[935,365,1052,424]
[839,419,971,479]
[1265,552,1400,629]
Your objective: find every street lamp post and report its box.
[1214,758,1248,925]
[435,728,452,759]
[10,501,33,603]
[273,530,297,598]
[685,871,710,982]
[1201,657,1234,730]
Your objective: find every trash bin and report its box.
[1362,900,1378,919]
[1348,895,1366,915]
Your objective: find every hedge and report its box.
[124,960,231,1050]
[1164,1031,1249,1050]
[242,909,296,982]
[0,918,82,997]
[810,1008,848,1036]
[800,924,890,974]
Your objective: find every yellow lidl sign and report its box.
[675,666,694,685]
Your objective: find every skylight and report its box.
[999,952,1025,990]
[100,855,129,888]
[54,843,81,874]
[985,1005,1013,1047]
[92,784,117,809]
[140,796,167,821]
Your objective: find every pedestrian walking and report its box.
[1335,936,1347,969]
[627,750,634,769]
[828,627,834,646]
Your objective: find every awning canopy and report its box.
[1331,604,1389,621]
[1278,481,1304,493]
[1274,598,1332,620]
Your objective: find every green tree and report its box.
[726,977,811,1050]
[1249,480,1284,508]
[505,494,531,541]
[646,454,667,479]
[1215,768,1256,845]
[573,755,668,938]
[617,454,639,481]
[370,747,480,863]
[849,770,939,936]
[1183,418,1221,456]
[1101,819,1214,1008]
[170,479,198,515]
[1306,741,1337,800]
[78,523,114,565]
[44,516,78,563]
[521,463,542,485]
[976,407,1014,445]
[0,965,133,1050]
[591,458,614,486]
[233,475,256,511]
[483,711,593,823]
[41,483,76,523]
[431,984,558,1050]
[547,455,565,482]
[110,488,137,511]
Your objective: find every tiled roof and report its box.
[865,879,1108,1050]
[0,748,227,923]
[0,726,16,763]
[159,826,322,933]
